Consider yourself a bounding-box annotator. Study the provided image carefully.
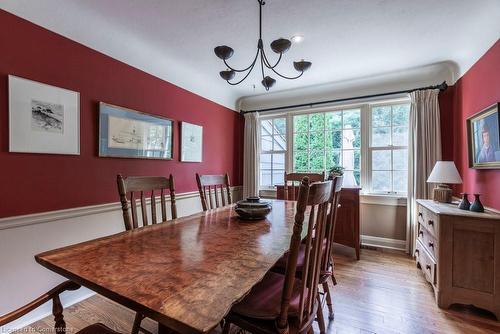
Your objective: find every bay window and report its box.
[257,98,410,196]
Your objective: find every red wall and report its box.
[439,39,500,210]
[0,10,244,218]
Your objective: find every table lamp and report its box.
[427,161,462,203]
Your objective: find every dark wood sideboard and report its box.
[276,185,361,260]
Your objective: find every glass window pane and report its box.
[343,170,359,187]
[354,170,360,186]
[326,112,342,130]
[393,170,408,193]
[328,131,342,149]
[260,170,272,187]
[309,113,324,131]
[273,170,285,186]
[260,153,272,170]
[294,132,308,151]
[261,135,273,151]
[343,128,360,149]
[294,115,308,133]
[326,150,341,170]
[372,150,391,170]
[260,120,273,136]
[294,151,308,171]
[310,131,325,151]
[273,153,285,170]
[372,106,391,127]
[273,118,286,135]
[372,127,391,147]
[343,109,361,128]
[309,151,324,171]
[392,104,410,126]
[353,150,361,170]
[273,134,287,151]
[392,127,408,146]
[393,149,408,170]
[342,150,357,170]
[372,171,391,192]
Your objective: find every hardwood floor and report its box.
[21,245,500,334]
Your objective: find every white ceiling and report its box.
[1,0,499,110]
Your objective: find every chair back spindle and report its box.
[196,173,232,211]
[283,171,325,200]
[117,174,177,230]
[277,177,332,331]
[322,176,343,273]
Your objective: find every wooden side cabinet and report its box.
[416,199,500,319]
[277,185,361,260]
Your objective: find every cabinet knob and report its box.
[428,242,434,248]
[418,212,423,217]
[428,220,434,226]
[426,264,431,271]
[419,231,424,237]
[414,250,420,256]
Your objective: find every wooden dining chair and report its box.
[117,174,177,231]
[222,177,333,334]
[196,173,232,211]
[0,281,121,334]
[272,176,343,328]
[116,174,177,334]
[282,171,325,200]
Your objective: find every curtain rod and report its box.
[240,81,448,114]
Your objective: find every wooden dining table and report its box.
[35,200,306,334]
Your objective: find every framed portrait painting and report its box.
[8,75,80,155]
[467,102,500,169]
[180,122,203,162]
[99,102,173,159]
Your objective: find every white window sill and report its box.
[260,189,407,207]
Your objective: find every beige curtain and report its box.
[243,112,260,198]
[407,89,442,254]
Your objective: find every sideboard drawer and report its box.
[417,223,438,261]
[417,204,439,238]
[416,239,437,286]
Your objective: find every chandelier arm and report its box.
[261,48,282,69]
[268,65,305,80]
[226,61,257,85]
[223,48,260,73]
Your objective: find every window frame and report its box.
[256,97,411,197]
[259,116,288,190]
[366,100,410,195]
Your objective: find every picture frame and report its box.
[467,102,500,169]
[8,75,80,155]
[180,122,203,162]
[98,102,173,160]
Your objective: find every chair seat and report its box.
[77,323,121,334]
[273,239,328,275]
[232,271,305,320]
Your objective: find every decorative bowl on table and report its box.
[235,197,272,220]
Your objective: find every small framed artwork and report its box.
[99,102,173,160]
[467,102,500,169]
[180,122,203,162]
[8,75,80,155]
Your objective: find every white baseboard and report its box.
[361,235,406,251]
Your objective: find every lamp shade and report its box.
[427,161,462,184]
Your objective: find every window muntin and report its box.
[293,109,361,187]
[260,118,286,188]
[369,104,410,194]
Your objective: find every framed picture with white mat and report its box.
[8,75,80,155]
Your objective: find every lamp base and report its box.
[433,184,452,203]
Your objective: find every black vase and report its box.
[470,194,484,213]
[458,193,470,210]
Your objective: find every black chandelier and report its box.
[214,0,312,90]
